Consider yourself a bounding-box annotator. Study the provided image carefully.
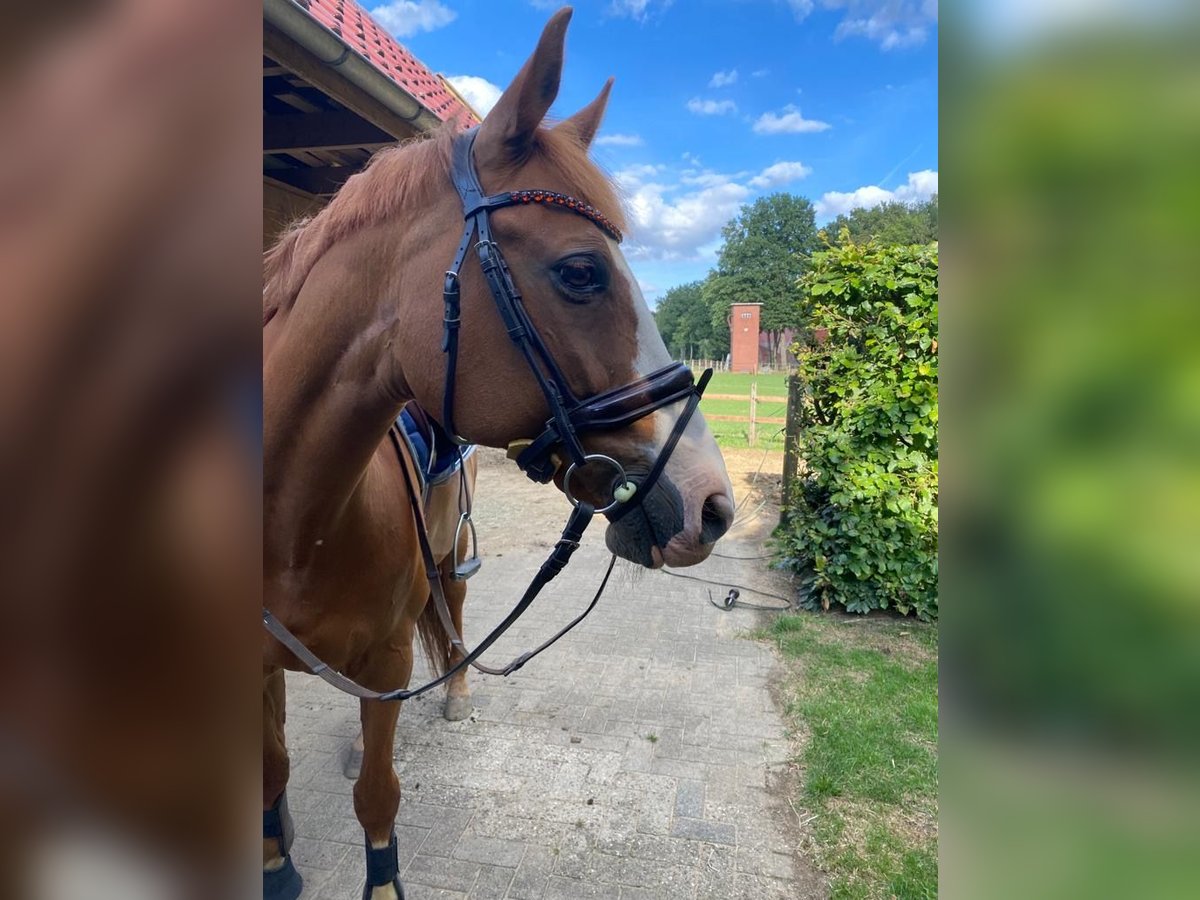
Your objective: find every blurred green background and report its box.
[944,4,1200,897]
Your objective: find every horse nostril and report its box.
[699,493,734,544]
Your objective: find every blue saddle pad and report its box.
[397,407,474,494]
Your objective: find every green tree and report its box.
[822,195,938,247]
[653,281,728,359]
[704,194,820,366]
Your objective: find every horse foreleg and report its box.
[263,667,302,900]
[440,566,473,722]
[352,646,412,900]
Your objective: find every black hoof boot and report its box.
[264,792,303,900]
[264,855,303,900]
[362,832,405,899]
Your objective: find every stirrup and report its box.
[450,512,481,580]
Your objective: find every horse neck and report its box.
[263,225,417,569]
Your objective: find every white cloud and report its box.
[748,161,813,189]
[784,1,938,50]
[836,16,928,50]
[617,166,750,262]
[445,75,503,116]
[752,69,770,78]
[752,105,831,134]
[815,169,938,218]
[614,158,818,262]
[686,97,737,116]
[607,0,669,22]
[370,1,456,38]
[709,69,739,88]
[595,133,645,147]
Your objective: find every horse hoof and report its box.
[263,855,303,900]
[443,694,473,722]
[363,878,405,900]
[344,744,364,779]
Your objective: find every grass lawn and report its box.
[699,372,791,449]
[764,614,939,899]
[703,371,789,397]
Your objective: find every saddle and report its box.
[396,403,475,499]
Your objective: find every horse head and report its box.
[401,8,734,568]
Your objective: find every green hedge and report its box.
[776,236,938,619]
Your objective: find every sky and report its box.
[367,0,939,304]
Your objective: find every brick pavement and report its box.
[280,453,826,899]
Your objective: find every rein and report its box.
[263,126,713,701]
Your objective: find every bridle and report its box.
[440,127,708,513]
[263,126,713,701]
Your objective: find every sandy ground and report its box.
[470,446,787,556]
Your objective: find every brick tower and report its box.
[729,303,762,373]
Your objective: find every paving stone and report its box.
[736,847,796,880]
[543,875,621,900]
[468,863,514,900]
[670,817,737,846]
[290,836,352,872]
[452,834,525,869]
[507,845,556,900]
[615,856,696,893]
[404,854,482,893]
[618,887,683,900]
[674,779,705,819]
[400,887,468,900]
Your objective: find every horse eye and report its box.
[556,257,602,292]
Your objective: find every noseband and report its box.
[440,127,710,513]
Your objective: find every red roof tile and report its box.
[301,0,479,126]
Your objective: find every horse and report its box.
[262,8,735,899]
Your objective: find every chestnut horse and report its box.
[263,8,734,899]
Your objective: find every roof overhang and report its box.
[262,0,457,200]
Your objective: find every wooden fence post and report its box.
[749,381,758,445]
[782,374,802,501]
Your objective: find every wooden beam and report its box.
[265,165,362,196]
[265,111,395,154]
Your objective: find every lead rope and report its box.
[388,426,614,678]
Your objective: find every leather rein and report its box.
[263,127,712,701]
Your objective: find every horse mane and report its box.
[263,122,627,327]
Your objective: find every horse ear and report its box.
[555,77,613,150]
[475,7,572,169]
